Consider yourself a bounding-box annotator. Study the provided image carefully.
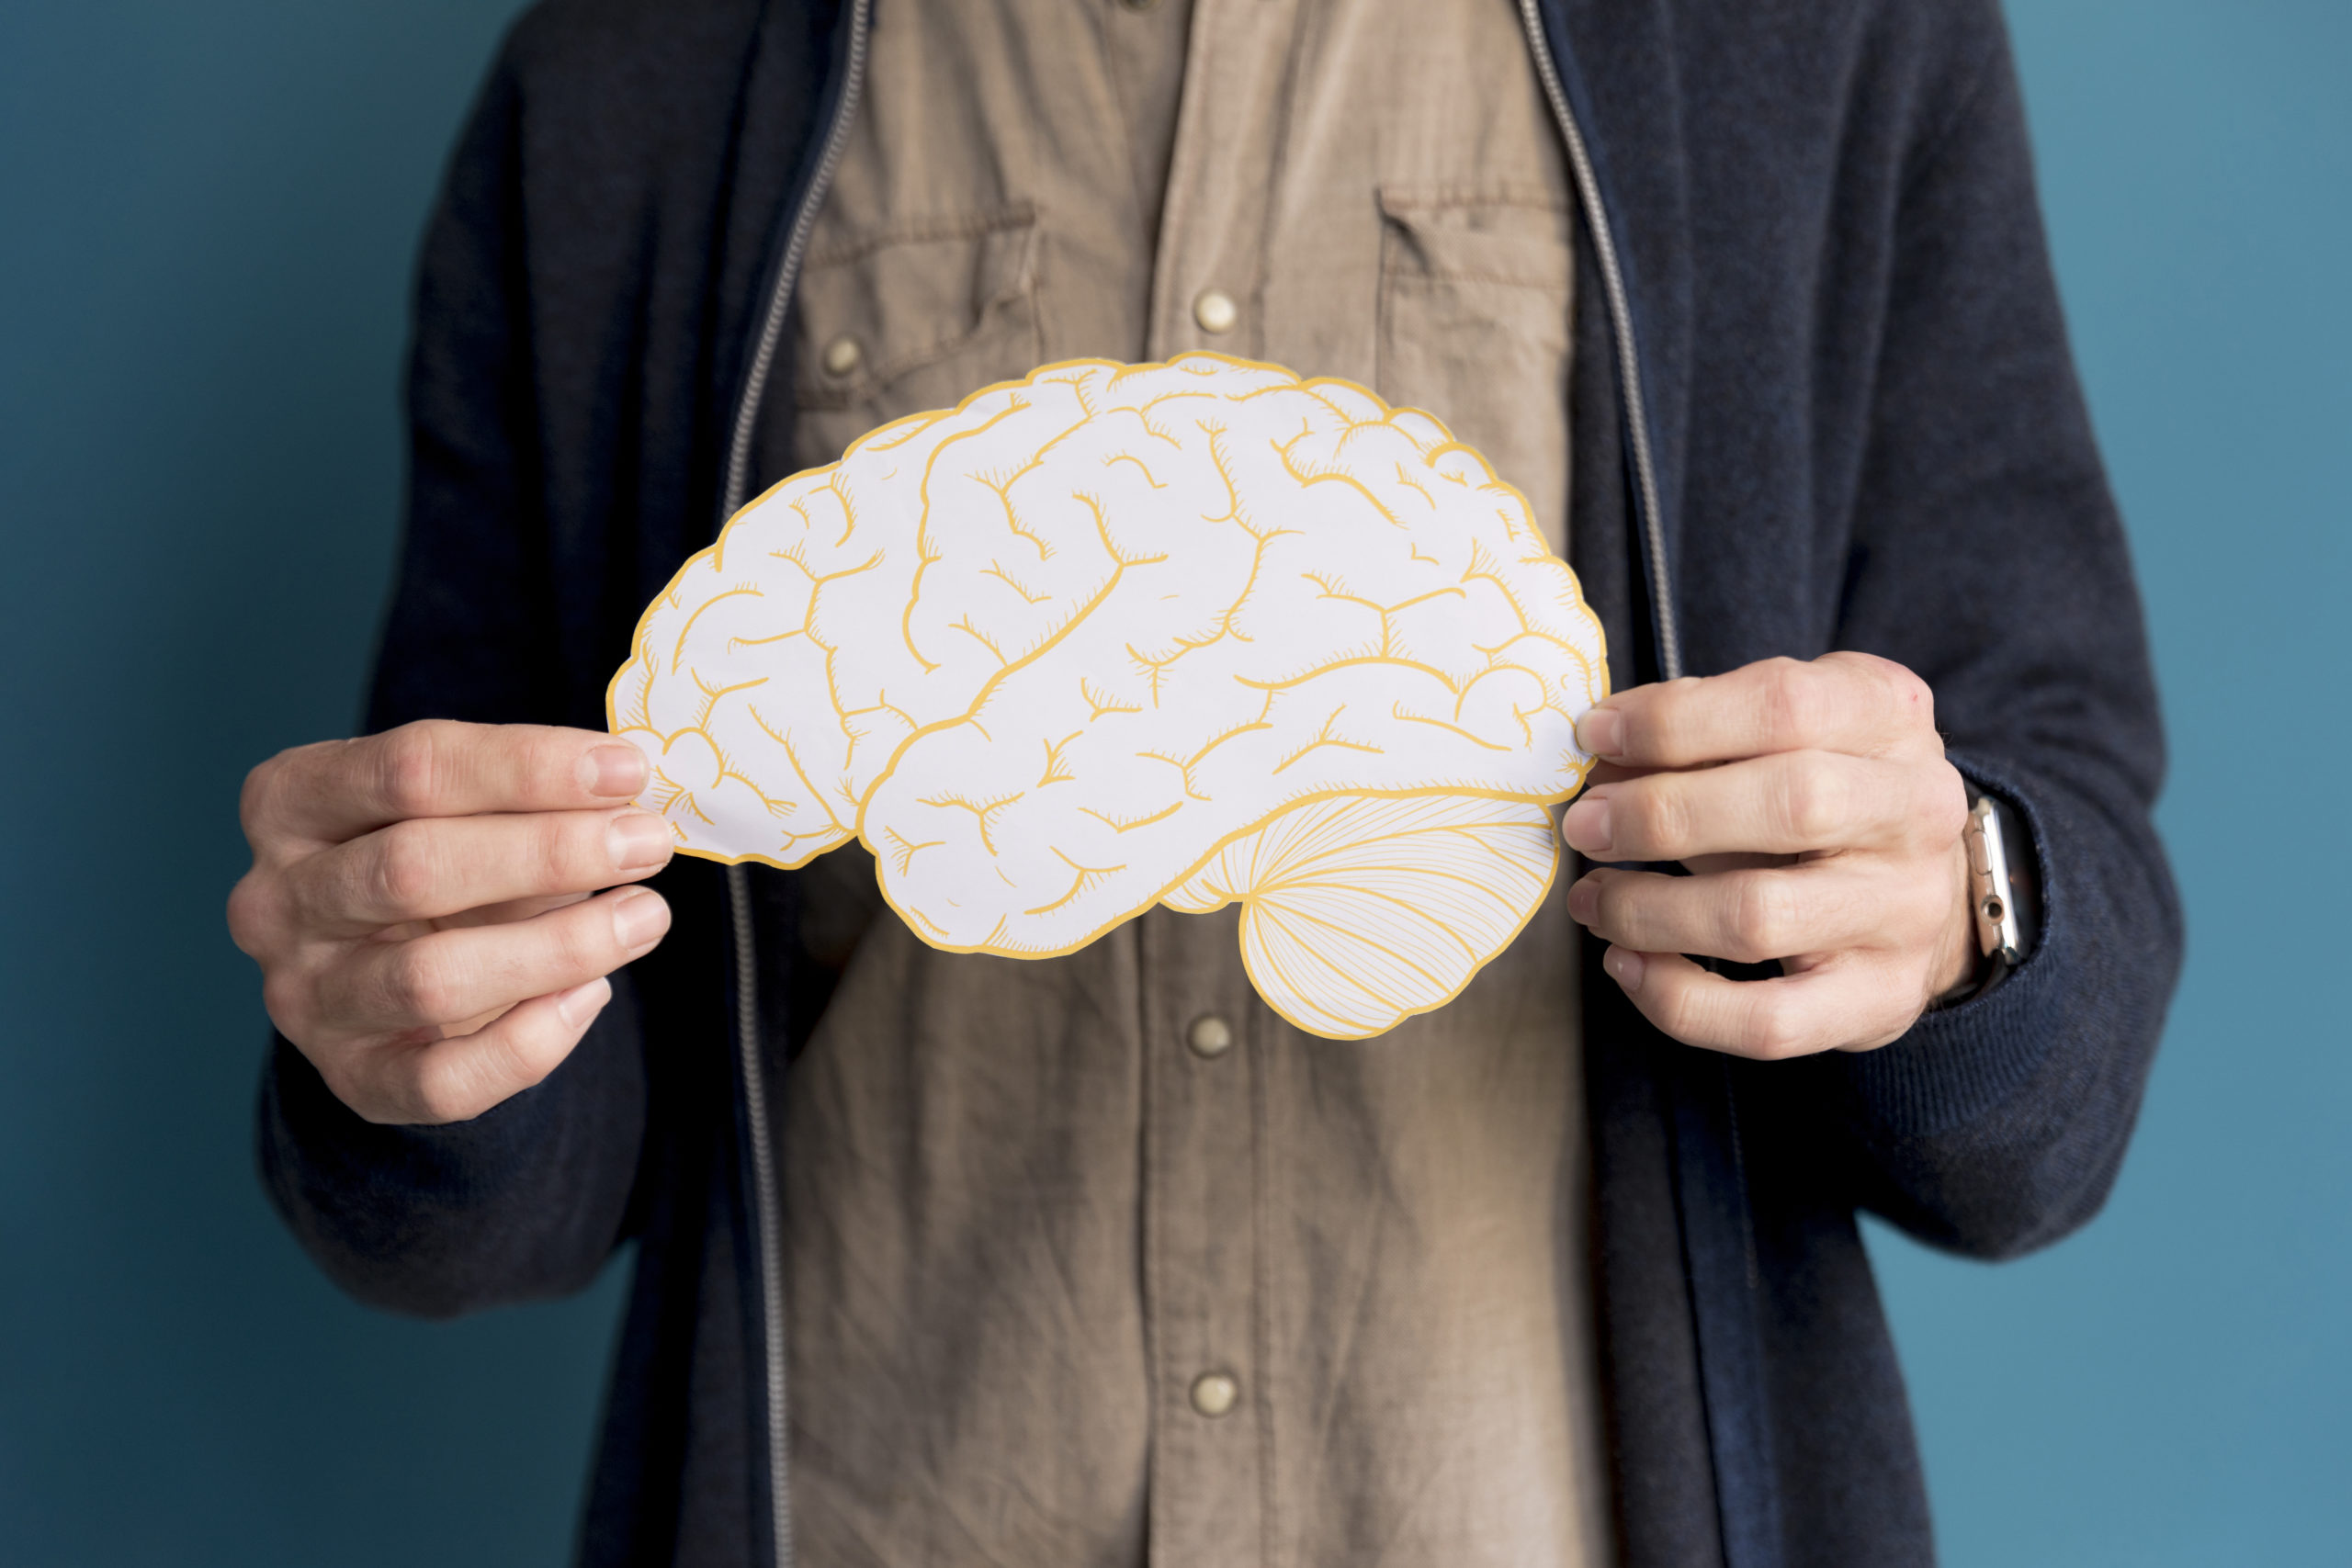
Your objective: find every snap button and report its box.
[1189,1371,1239,1417]
[1192,288,1238,334]
[1186,1014,1235,1058]
[821,334,863,378]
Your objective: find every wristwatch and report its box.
[1934,785,2039,1008]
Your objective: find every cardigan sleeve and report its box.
[1820,15,2182,1259]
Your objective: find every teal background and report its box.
[0,1,2343,1562]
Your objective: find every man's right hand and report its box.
[228,720,675,1125]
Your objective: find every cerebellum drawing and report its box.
[607,354,1608,1038]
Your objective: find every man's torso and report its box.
[769,1,1614,1562]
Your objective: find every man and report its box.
[231,0,2180,1563]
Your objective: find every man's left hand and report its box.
[1562,651,1978,1058]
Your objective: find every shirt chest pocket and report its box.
[1375,186,1576,553]
[787,203,1044,471]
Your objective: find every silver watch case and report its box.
[1964,792,2024,968]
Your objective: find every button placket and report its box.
[1143,0,1300,361]
[1140,905,1266,1566]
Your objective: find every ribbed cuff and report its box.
[1842,755,2061,1137]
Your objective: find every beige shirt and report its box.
[771,1,1611,1563]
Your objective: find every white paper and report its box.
[610,354,1609,1037]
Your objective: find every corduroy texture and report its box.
[259,1,2179,1563]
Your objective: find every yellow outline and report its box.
[605,352,1611,1038]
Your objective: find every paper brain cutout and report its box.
[609,355,1608,1037]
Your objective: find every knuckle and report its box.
[1763,658,1828,748]
[1883,660,1937,729]
[1729,875,1798,962]
[224,873,279,954]
[1744,996,1812,1060]
[421,1066,493,1128]
[1626,784,1686,854]
[1837,651,1936,736]
[1589,873,1633,935]
[407,1019,560,1125]
[1638,677,1702,757]
[370,821,445,915]
[237,757,282,840]
[384,944,463,1023]
[1592,878,1655,950]
[1660,985,1717,1050]
[404,1061,485,1126]
[376,722,455,818]
[535,812,584,888]
[1637,962,1699,1032]
[553,902,619,972]
[242,744,326,841]
[501,1005,577,1086]
[1781,760,1843,842]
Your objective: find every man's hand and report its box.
[228,720,674,1124]
[1562,652,1977,1058]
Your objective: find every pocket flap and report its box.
[1378,186,1573,293]
[795,202,1040,409]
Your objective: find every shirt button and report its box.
[1186,1014,1234,1058]
[821,334,863,377]
[1189,1371,1239,1417]
[1192,288,1238,334]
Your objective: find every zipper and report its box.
[1517,8,1789,1565]
[725,0,874,523]
[723,862,789,1565]
[721,3,872,1564]
[1514,0,1684,682]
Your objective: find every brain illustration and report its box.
[609,355,1608,1037]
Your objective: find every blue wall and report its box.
[0,5,624,1563]
[0,2,2343,1562]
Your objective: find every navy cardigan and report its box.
[259,1,2181,1563]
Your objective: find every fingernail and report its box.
[555,976,612,1029]
[610,887,671,950]
[1561,794,1613,856]
[1566,875,1599,925]
[1603,946,1646,993]
[608,812,674,870]
[1577,705,1626,760]
[582,744,649,798]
